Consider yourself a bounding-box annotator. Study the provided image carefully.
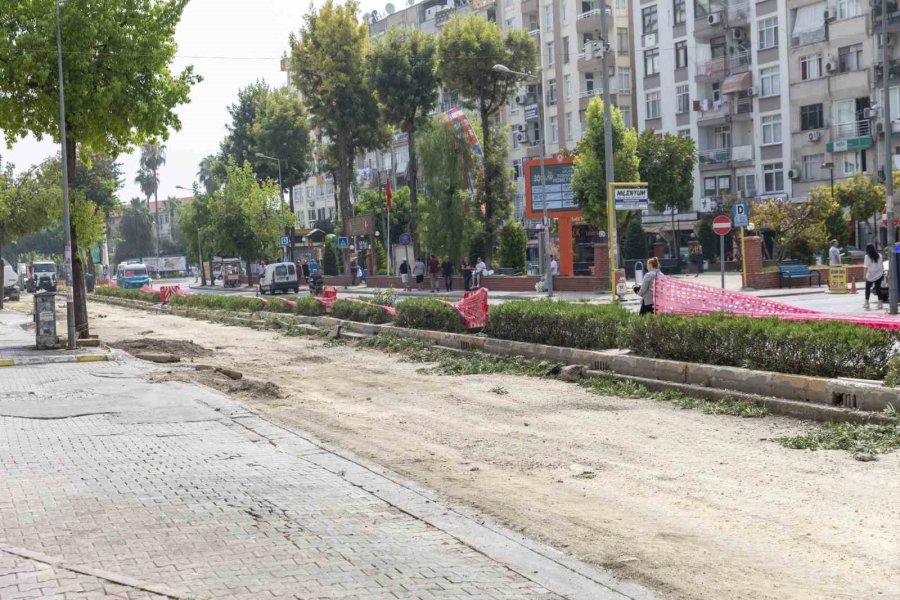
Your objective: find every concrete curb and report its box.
[89,295,899,423]
[0,353,111,368]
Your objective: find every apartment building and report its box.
[291,175,337,230]
[498,0,637,220]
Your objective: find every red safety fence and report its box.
[655,276,900,331]
[314,286,339,311]
[448,287,489,330]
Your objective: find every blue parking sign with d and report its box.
[733,203,749,228]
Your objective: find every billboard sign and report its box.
[524,156,581,219]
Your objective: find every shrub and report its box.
[170,294,266,313]
[293,296,325,317]
[487,300,631,350]
[620,314,897,380]
[498,222,527,273]
[330,299,392,324]
[92,286,160,303]
[395,298,465,333]
[265,298,296,314]
[371,288,398,307]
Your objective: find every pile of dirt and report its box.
[111,337,212,359]
[150,369,284,400]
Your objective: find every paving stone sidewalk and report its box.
[0,358,655,600]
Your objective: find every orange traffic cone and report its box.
[849,276,858,294]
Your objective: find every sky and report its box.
[3,0,386,203]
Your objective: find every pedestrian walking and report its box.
[414,257,426,290]
[474,257,486,288]
[635,257,661,315]
[399,259,411,292]
[549,255,559,276]
[301,260,310,283]
[461,260,473,291]
[690,242,704,277]
[350,258,358,286]
[441,256,454,292]
[829,239,842,266]
[428,254,440,292]
[308,258,318,274]
[863,243,885,310]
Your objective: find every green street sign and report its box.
[826,137,872,152]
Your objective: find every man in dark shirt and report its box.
[427,254,440,293]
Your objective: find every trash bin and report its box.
[33,291,57,350]
[634,261,644,285]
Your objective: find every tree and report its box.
[437,14,536,263]
[834,173,885,245]
[221,81,270,170]
[623,218,647,260]
[695,218,718,261]
[637,130,697,256]
[312,219,336,235]
[354,186,412,247]
[753,191,838,262]
[367,29,439,256]
[323,236,339,276]
[136,144,166,257]
[290,0,387,272]
[474,124,517,249]
[572,98,640,231]
[115,198,154,264]
[177,188,212,286]
[499,222,527,272]
[249,87,311,190]
[197,154,225,194]
[0,0,199,337]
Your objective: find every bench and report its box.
[779,260,822,288]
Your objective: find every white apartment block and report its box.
[635,0,897,246]
[292,175,337,230]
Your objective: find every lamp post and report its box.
[492,63,552,296]
[56,0,76,349]
[882,0,898,313]
[175,185,205,286]
[821,162,835,199]
[254,153,289,263]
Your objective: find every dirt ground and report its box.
[87,302,900,600]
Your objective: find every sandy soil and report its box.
[88,302,900,600]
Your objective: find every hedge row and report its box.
[394,298,465,333]
[170,294,266,312]
[93,286,160,303]
[487,300,628,350]
[330,300,393,324]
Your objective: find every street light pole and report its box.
[598,1,616,289]
[175,185,205,286]
[883,0,897,314]
[56,0,76,349]
[255,153,289,263]
[492,63,552,296]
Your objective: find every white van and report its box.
[258,262,299,295]
[2,259,20,301]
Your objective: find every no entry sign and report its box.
[713,216,732,236]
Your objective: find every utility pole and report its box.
[599,1,617,289]
[884,0,897,314]
[255,153,289,263]
[56,0,76,349]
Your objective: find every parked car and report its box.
[28,261,58,293]
[258,262,299,295]
[2,259,20,301]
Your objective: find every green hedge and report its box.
[620,314,896,379]
[331,299,393,324]
[487,300,631,350]
[170,294,266,313]
[395,298,465,333]
[292,296,326,317]
[264,298,295,314]
[92,286,160,303]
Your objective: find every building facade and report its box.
[292,174,337,230]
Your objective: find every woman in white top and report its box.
[863,243,885,310]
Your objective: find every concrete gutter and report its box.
[90,296,899,423]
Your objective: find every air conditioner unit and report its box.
[516,123,528,134]
[515,131,529,144]
[862,107,877,119]
[824,8,835,21]
[642,33,657,49]
[731,28,744,40]
[808,130,822,142]
[825,60,837,72]
[515,94,527,105]
[708,12,722,25]
[526,84,538,96]
[877,33,894,48]
[788,167,801,181]
[746,86,759,96]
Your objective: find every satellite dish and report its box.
[407,0,415,5]
[362,12,371,21]
[386,3,396,14]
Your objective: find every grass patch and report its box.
[776,409,900,455]
[579,377,769,418]
[356,334,558,377]
[92,286,160,302]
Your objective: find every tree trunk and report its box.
[65,130,90,339]
[154,188,161,258]
[670,207,677,259]
[0,228,5,310]
[407,124,420,258]
[337,144,354,278]
[480,104,494,265]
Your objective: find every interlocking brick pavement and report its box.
[0,359,654,600]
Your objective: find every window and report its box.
[802,154,825,180]
[838,44,863,72]
[317,184,324,196]
[761,114,782,144]
[326,183,334,196]
[547,41,555,66]
[618,67,631,91]
[644,48,660,76]
[550,116,558,143]
[703,176,731,196]
[760,66,780,96]
[837,0,862,19]
[646,91,661,119]
[561,2,568,24]
[678,129,692,139]
[617,28,629,54]
[736,174,756,198]
[579,109,586,127]
[564,74,572,100]
[675,41,688,68]
[642,6,658,34]
[306,186,313,198]
[308,209,316,222]
[763,163,784,193]
[674,0,686,24]
[714,125,731,148]
[621,106,633,128]
[616,0,627,11]
[676,84,690,114]
[548,78,557,105]
[758,17,778,50]
[544,4,553,29]
[566,113,574,141]
[584,72,595,93]
[800,103,824,130]
[800,54,822,80]
[317,208,326,221]
[843,151,865,175]
[891,85,900,120]
[563,37,570,64]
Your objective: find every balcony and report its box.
[695,57,726,80]
[698,145,754,169]
[696,101,730,125]
[520,0,538,15]
[872,1,900,34]
[726,0,750,26]
[727,51,751,74]
[834,120,871,140]
[694,11,725,40]
[734,97,753,118]
[874,60,900,84]
[576,8,601,34]
[579,87,618,110]
[577,52,603,72]
[527,28,540,39]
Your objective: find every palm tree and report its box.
[197,154,223,195]
[136,143,166,257]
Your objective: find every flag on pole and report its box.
[386,180,393,212]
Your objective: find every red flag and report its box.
[385,180,393,212]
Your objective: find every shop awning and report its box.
[721,71,752,95]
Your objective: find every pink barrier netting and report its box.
[343,297,397,316]
[654,276,900,331]
[446,288,489,330]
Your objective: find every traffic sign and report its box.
[337,236,349,249]
[712,216,732,236]
[357,240,369,251]
[733,203,749,228]
[612,187,649,210]
[279,235,290,247]
[399,233,412,246]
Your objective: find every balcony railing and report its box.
[727,51,751,73]
[577,8,600,19]
[791,27,826,47]
[699,148,731,164]
[528,28,540,37]
[695,57,726,79]
[735,97,753,115]
[731,145,754,161]
[834,120,872,139]
[580,87,618,99]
